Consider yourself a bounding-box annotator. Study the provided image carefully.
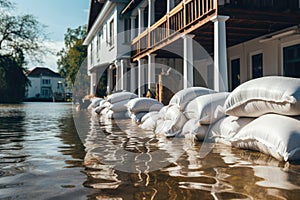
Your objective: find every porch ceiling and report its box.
[192,8,300,54]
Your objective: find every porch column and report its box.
[148,53,156,90]
[182,34,194,89]
[90,72,96,95]
[130,63,137,93]
[131,16,136,40]
[210,15,229,92]
[137,59,145,97]
[167,0,175,13]
[115,61,120,91]
[120,59,127,91]
[138,7,145,34]
[148,0,155,28]
[107,67,113,94]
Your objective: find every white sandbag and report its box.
[209,116,254,144]
[93,99,109,114]
[126,97,164,114]
[164,105,187,127]
[224,76,300,117]
[169,87,216,110]
[155,119,173,135]
[130,112,148,123]
[100,107,109,115]
[141,111,160,124]
[88,97,103,109]
[180,119,208,140]
[139,116,158,131]
[109,99,131,112]
[184,92,229,124]
[230,114,300,161]
[106,110,128,119]
[107,91,137,104]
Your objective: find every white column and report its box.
[148,0,155,28]
[90,72,96,95]
[130,64,137,93]
[148,54,156,90]
[131,16,136,40]
[115,61,120,91]
[120,59,127,91]
[167,0,175,13]
[211,15,229,92]
[137,59,145,97]
[138,7,145,34]
[182,34,194,89]
[107,67,113,94]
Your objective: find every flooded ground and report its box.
[1,103,300,199]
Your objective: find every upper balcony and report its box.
[127,0,300,61]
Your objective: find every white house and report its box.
[85,0,300,101]
[26,67,67,101]
[83,0,134,96]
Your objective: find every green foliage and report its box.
[57,25,87,87]
[0,55,29,103]
[0,0,46,103]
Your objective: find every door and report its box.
[231,58,240,91]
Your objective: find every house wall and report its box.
[227,28,300,90]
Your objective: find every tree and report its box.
[0,0,46,103]
[57,26,87,86]
[57,25,90,101]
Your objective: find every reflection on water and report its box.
[1,103,300,199]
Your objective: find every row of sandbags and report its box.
[139,76,300,161]
[89,91,164,121]
[210,76,300,162]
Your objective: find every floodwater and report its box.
[1,103,300,199]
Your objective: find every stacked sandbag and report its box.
[153,87,218,137]
[215,76,300,161]
[88,97,103,110]
[181,92,229,140]
[126,97,164,123]
[98,91,137,119]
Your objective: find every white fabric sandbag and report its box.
[130,112,148,123]
[184,92,229,124]
[139,116,158,131]
[164,105,187,127]
[88,97,103,109]
[181,119,208,141]
[169,87,216,110]
[109,99,131,112]
[106,110,128,119]
[230,114,300,161]
[155,119,173,135]
[209,116,254,145]
[224,76,300,117]
[127,98,164,114]
[107,91,137,104]
[141,111,160,123]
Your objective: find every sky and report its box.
[11,0,90,72]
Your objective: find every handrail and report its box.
[132,0,218,58]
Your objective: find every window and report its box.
[252,53,263,79]
[41,87,50,97]
[42,79,51,85]
[231,58,240,91]
[283,43,300,78]
[124,18,131,43]
[108,19,114,47]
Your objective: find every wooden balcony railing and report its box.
[132,0,218,60]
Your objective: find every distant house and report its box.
[25,67,68,101]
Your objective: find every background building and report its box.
[25,67,69,101]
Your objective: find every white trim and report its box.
[83,1,113,45]
[280,39,300,76]
[249,49,263,78]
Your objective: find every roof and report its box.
[27,67,62,78]
[87,0,107,32]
